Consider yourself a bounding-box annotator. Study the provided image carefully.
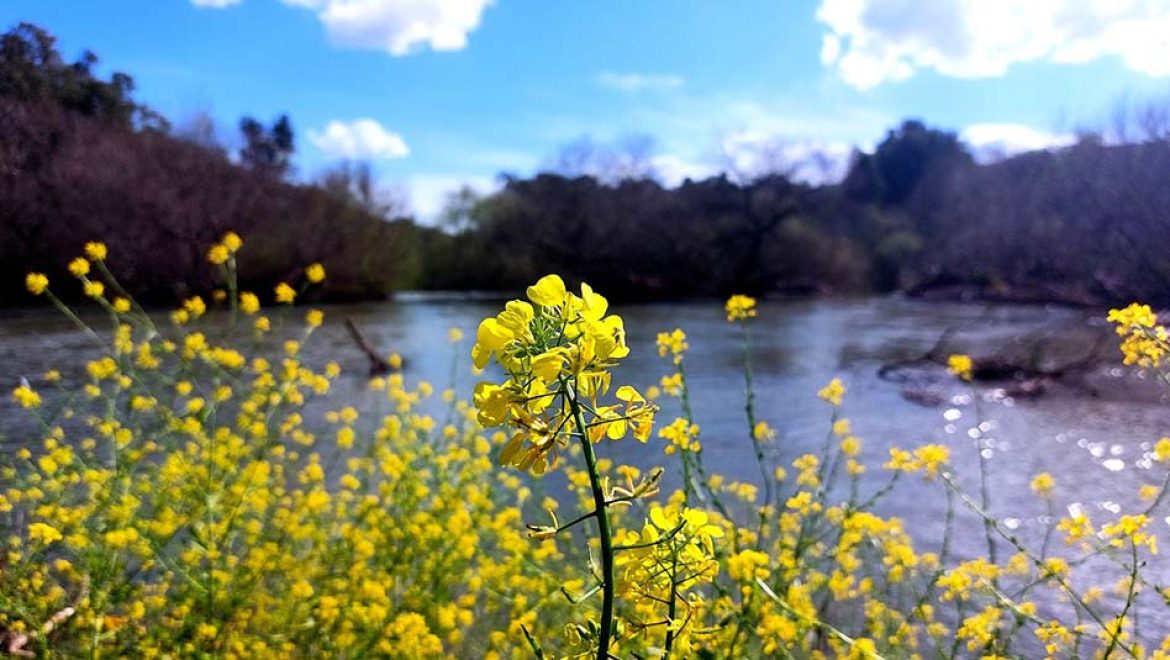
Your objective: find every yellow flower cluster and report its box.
[724,294,757,322]
[615,504,722,653]
[471,274,654,474]
[884,443,951,477]
[656,328,688,364]
[25,272,49,295]
[1108,302,1169,367]
[947,353,974,380]
[817,377,846,405]
[206,231,242,265]
[659,417,701,454]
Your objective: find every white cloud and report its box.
[960,123,1076,162]
[191,0,243,7]
[817,0,1170,89]
[649,153,712,186]
[308,119,410,160]
[596,71,685,93]
[402,174,499,222]
[718,131,854,184]
[281,0,494,55]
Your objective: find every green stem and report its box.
[663,552,679,656]
[567,382,615,660]
[1102,540,1140,659]
[739,323,772,512]
[676,361,732,522]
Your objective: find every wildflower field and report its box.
[4,235,1170,659]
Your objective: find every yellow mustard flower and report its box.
[207,244,230,265]
[13,384,41,408]
[222,231,243,252]
[818,377,846,405]
[947,354,974,381]
[239,291,260,314]
[274,282,296,304]
[25,272,49,295]
[725,294,757,321]
[84,241,107,260]
[1030,472,1055,498]
[68,257,90,277]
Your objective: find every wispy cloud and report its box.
[400,173,500,221]
[596,71,685,93]
[194,0,495,55]
[960,123,1076,162]
[817,0,1170,89]
[308,119,410,160]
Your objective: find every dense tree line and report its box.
[4,22,1170,307]
[0,23,421,305]
[416,118,1170,305]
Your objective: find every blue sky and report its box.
[4,1,1169,218]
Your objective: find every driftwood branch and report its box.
[344,318,394,376]
[878,305,994,382]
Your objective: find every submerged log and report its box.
[344,318,399,376]
[878,310,1111,405]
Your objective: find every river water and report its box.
[3,294,1170,641]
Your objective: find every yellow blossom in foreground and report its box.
[26,272,49,295]
[183,296,206,319]
[113,297,131,313]
[68,257,90,277]
[274,282,296,304]
[305,309,324,327]
[306,263,326,283]
[27,522,63,545]
[947,354,974,381]
[83,281,105,299]
[13,384,41,408]
[752,421,776,441]
[1030,472,1055,497]
[725,294,757,321]
[207,244,229,265]
[1107,303,1169,366]
[222,231,243,252]
[885,444,950,478]
[1108,303,1157,333]
[84,241,107,260]
[656,328,688,362]
[818,377,846,406]
[239,292,260,314]
[1155,437,1170,464]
